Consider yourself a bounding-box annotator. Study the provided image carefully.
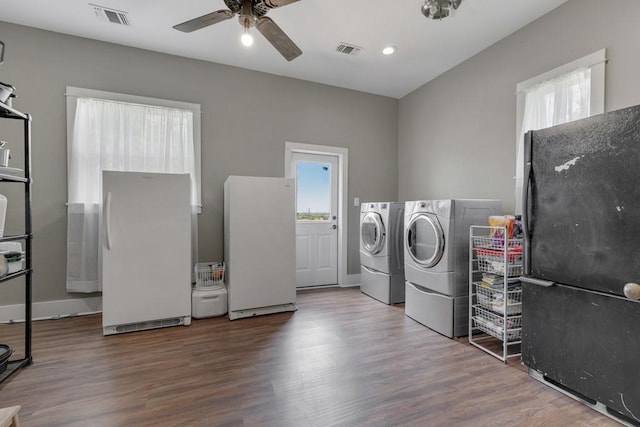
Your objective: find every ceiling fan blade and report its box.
[256,17,302,61]
[263,0,300,8]
[173,10,234,33]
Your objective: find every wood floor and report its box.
[0,287,618,426]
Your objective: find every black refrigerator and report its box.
[522,104,640,426]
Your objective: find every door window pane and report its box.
[296,161,330,221]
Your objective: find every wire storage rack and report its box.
[469,225,522,362]
[0,101,33,385]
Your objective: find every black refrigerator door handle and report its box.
[522,133,533,233]
[524,167,534,232]
[522,131,533,276]
[521,276,555,287]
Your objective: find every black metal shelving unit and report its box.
[0,101,33,385]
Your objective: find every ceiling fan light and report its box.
[382,46,396,55]
[421,2,438,18]
[421,0,461,20]
[241,31,254,47]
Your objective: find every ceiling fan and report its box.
[173,0,302,61]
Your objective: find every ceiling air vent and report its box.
[336,43,363,56]
[90,3,131,26]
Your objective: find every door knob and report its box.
[623,283,640,300]
[331,225,337,229]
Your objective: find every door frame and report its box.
[285,142,348,287]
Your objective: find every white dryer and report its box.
[404,199,500,337]
[359,202,405,304]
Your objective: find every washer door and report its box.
[406,213,445,268]
[361,212,385,254]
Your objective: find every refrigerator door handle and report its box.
[104,191,112,250]
[522,131,533,275]
[520,275,555,287]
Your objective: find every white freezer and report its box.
[224,176,297,320]
[101,171,192,335]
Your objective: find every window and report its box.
[514,49,606,213]
[295,161,331,222]
[65,87,201,292]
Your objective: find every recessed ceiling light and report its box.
[382,46,396,55]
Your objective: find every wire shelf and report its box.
[472,235,522,250]
[469,225,523,362]
[472,306,522,341]
[475,247,523,276]
[475,283,522,315]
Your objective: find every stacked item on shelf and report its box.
[474,273,522,341]
[0,344,12,374]
[477,273,521,313]
[0,242,25,276]
[468,215,523,362]
[0,142,24,180]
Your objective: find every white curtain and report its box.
[515,68,591,213]
[67,98,196,292]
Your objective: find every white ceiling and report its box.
[0,0,568,98]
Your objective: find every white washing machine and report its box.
[359,202,405,304]
[404,199,500,337]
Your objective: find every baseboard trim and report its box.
[342,273,361,287]
[0,297,102,323]
[0,275,362,323]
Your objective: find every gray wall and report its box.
[399,0,640,212]
[0,22,398,305]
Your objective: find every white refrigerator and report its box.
[224,176,297,320]
[101,171,192,335]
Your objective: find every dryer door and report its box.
[361,212,386,255]
[406,213,445,268]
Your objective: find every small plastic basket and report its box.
[195,262,225,290]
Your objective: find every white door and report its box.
[290,152,338,287]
